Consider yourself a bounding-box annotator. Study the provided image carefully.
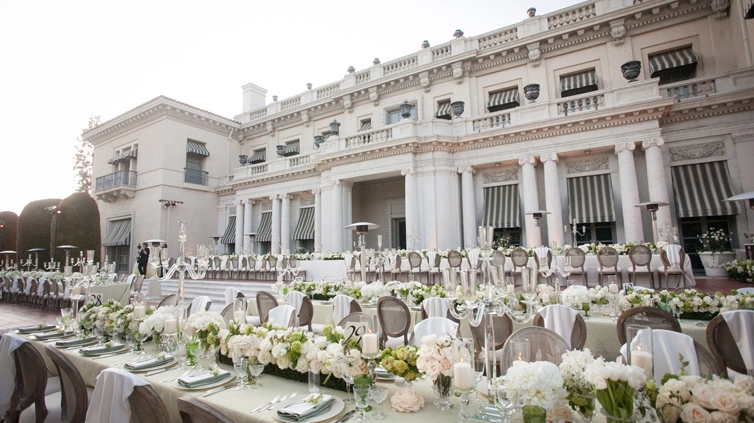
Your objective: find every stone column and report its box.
[332,180,343,252]
[642,138,672,231]
[615,142,645,243]
[243,200,253,254]
[541,153,565,246]
[459,166,477,248]
[271,195,281,254]
[313,189,322,253]
[281,194,291,254]
[402,168,418,250]
[519,156,542,247]
[235,201,244,253]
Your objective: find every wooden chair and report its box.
[177,395,234,423]
[245,256,256,280]
[469,312,513,352]
[389,254,404,282]
[694,341,723,377]
[8,342,51,423]
[564,248,587,286]
[746,244,754,260]
[627,245,655,289]
[129,275,145,302]
[706,313,748,378]
[406,251,424,283]
[500,327,570,375]
[256,291,278,324]
[616,306,681,344]
[157,294,178,308]
[659,247,687,289]
[533,305,587,350]
[297,297,314,332]
[220,304,234,325]
[427,252,442,285]
[266,255,278,281]
[45,347,92,423]
[596,246,621,286]
[509,247,529,286]
[128,385,170,423]
[376,296,411,348]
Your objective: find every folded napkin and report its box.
[277,395,335,421]
[18,324,56,334]
[124,355,174,371]
[375,367,393,378]
[33,330,74,340]
[56,337,97,347]
[80,342,125,355]
[177,369,231,388]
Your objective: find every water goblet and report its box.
[136,329,150,355]
[248,358,264,388]
[125,333,137,354]
[495,383,517,422]
[342,373,354,403]
[353,382,371,423]
[369,386,388,420]
[93,326,104,345]
[232,355,248,390]
[60,308,73,331]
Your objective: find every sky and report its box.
[0,0,579,215]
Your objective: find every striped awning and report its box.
[567,174,616,224]
[482,184,521,228]
[488,88,520,108]
[107,149,138,164]
[358,121,372,131]
[436,102,451,118]
[671,161,740,218]
[250,149,266,162]
[256,212,272,242]
[285,141,300,154]
[187,140,210,157]
[292,207,315,240]
[102,219,131,247]
[561,70,597,92]
[650,48,698,74]
[221,216,236,244]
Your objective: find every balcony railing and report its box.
[95,170,137,191]
[662,77,716,102]
[184,168,209,185]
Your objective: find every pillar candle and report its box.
[234,310,245,322]
[454,361,475,390]
[362,332,379,355]
[71,286,81,297]
[542,293,550,304]
[164,318,177,333]
[134,305,145,319]
[507,284,515,294]
[609,282,619,294]
[631,346,653,379]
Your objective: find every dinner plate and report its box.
[375,372,396,381]
[173,373,234,391]
[272,396,345,423]
[409,306,421,311]
[55,339,97,349]
[125,358,176,373]
[80,345,128,357]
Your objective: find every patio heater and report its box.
[635,201,669,243]
[345,222,380,283]
[525,210,550,226]
[27,248,45,270]
[0,251,16,269]
[245,232,257,255]
[57,245,78,270]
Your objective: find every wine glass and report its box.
[60,308,73,331]
[233,355,248,390]
[369,386,388,420]
[93,326,104,345]
[353,383,370,423]
[342,373,354,403]
[495,382,516,421]
[135,328,149,355]
[248,357,264,388]
[126,333,137,354]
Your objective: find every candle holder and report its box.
[455,387,477,423]
[363,352,381,384]
[155,222,208,319]
[161,332,178,353]
[626,325,653,380]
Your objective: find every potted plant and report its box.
[698,228,736,277]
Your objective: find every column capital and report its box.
[238,199,245,205]
[282,194,293,200]
[401,168,415,176]
[641,138,665,149]
[457,166,475,174]
[518,156,537,166]
[312,188,321,195]
[615,142,636,154]
[332,179,341,186]
[269,194,280,201]
[540,153,559,163]
[249,199,256,205]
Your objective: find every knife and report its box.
[335,410,357,423]
[201,385,231,397]
[261,394,288,411]
[91,350,129,360]
[251,395,280,413]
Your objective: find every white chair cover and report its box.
[85,367,149,423]
[285,291,306,314]
[534,247,551,263]
[662,245,683,267]
[737,288,754,295]
[268,305,296,327]
[468,249,480,268]
[124,274,136,287]
[344,253,354,268]
[24,278,33,294]
[537,305,578,349]
[333,295,356,326]
[413,317,459,345]
[651,330,699,383]
[224,287,240,306]
[427,251,438,268]
[190,296,211,316]
[0,333,28,416]
[388,253,399,271]
[37,278,46,295]
[422,298,450,319]
[722,310,754,372]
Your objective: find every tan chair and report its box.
[298,296,314,332]
[389,254,403,282]
[377,296,411,348]
[694,341,723,377]
[533,247,553,285]
[211,257,222,279]
[627,245,655,289]
[509,247,529,286]
[563,248,587,286]
[407,251,425,283]
[659,247,687,289]
[345,255,358,282]
[8,341,53,423]
[266,255,278,281]
[469,312,513,352]
[596,246,621,286]
[500,327,570,375]
[256,291,278,324]
[616,306,681,345]
[44,347,93,423]
[177,395,234,423]
[427,253,442,285]
[220,304,234,325]
[533,305,587,350]
[229,257,240,280]
[706,313,748,378]
[245,256,256,280]
[128,385,170,423]
[157,294,178,308]
[129,275,145,302]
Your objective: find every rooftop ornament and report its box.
[527,7,536,17]
[373,58,380,65]
[347,66,355,74]
[421,40,430,48]
[306,83,312,90]
[272,95,278,102]
[453,29,464,38]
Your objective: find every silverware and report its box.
[91,350,129,360]
[201,385,231,397]
[251,395,280,413]
[262,394,288,412]
[145,364,177,377]
[335,410,357,423]
[161,369,192,383]
[269,392,296,411]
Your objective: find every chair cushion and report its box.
[658,266,684,274]
[597,267,622,273]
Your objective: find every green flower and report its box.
[290,341,303,354]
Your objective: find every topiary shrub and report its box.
[54,193,101,265]
[17,199,62,266]
[0,211,19,253]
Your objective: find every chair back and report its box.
[510,247,529,268]
[469,312,513,351]
[447,250,463,268]
[412,317,459,345]
[660,247,686,269]
[224,287,240,306]
[616,306,681,344]
[490,251,505,268]
[533,247,552,269]
[288,256,299,268]
[407,251,422,271]
[533,305,587,350]
[501,327,570,374]
[344,254,356,271]
[597,246,619,269]
[213,256,222,270]
[564,247,586,268]
[628,245,652,268]
[298,297,314,331]
[746,244,754,261]
[128,385,170,423]
[46,346,88,423]
[220,304,234,324]
[189,296,212,316]
[332,295,356,325]
[706,313,748,377]
[268,305,296,326]
[267,255,278,270]
[231,257,239,270]
[11,341,49,421]
[177,395,234,423]
[376,296,411,346]
[157,294,178,308]
[256,291,278,323]
[246,256,255,272]
[133,275,145,293]
[124,273,136,287]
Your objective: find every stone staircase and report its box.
[142,279,273,312]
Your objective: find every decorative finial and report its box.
[421,40,430,49]
[373,58,380,65]
[347,66,355,73]
[453,29,464,38]
[306,83,312,90]
[527,7,536,17]
[272,95,278,102]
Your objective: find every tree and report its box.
[72,115,101,193]
[17,198,61,265]
[55,192,101,264]
[0,211,18,252]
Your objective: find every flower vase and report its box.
[698,251,736,277]
[600,407,638,423]
[432,374,453,411]
[186,340,199,366]
[570,393,595,422]
[522,405,547,423]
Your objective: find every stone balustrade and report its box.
[316,82,340,99]
[557,92,605,116]
[432,45,452,61]
[280,96,301,111]
[547,3,596,29]
[249,108,267,120]
[344,127,393,149]
[355,71,369,85]
[663,77,716,102]
[287,153,311,168]
[382,55,419,77]
[472,112,512,131]
[477,27,519,51]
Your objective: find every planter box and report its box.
[698,251,736,278]
[218,353,347,391]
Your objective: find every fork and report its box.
[161,369,192,383]
[251,395,280,413]
[269,392,296,411]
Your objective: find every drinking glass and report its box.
[93,326,104,345]
[509,339,530,363]
[60,308,73,331]
[369,386,388,420]
[175,341,188,370]
[495,383,517,421]
[308,370,320,394]
[233,356,248,390]
[136,329,150,355]
[248,358,264,388]
[353,383,371,423]
[342,373,354,403]
[126,333,137,354]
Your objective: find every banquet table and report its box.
[89,283,130,305]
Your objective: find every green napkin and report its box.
[124,355,174,371]
[277,395,335,421]
[56,337,97,347]
[18,324,56,334]
[177,369,231,388]
[80,342,125,355]
[33,330,74,340]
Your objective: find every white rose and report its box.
[710,393,741,415]
[656,394,682,423]
[709,411,737,423]
[424,360,440,378]
[295,357,309,373]
[439,359,453,377]
[680,403,710,423]
[277,355,291,369]
[691,385,714,409]
[257,350,272,365]
[390,387,425,413]
[309,360,322,374]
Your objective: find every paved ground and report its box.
[0,276,750,334]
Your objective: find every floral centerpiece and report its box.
[618,288,753,320]
[379,345,420,382]
[416,334,461,410]
[698,229,736,277]
[288,280,345,301]
[503,361,570,421]
[650,372,754,422]
[724,260,754,283]
[138,305,177,343]
[560,349,597,420]
[583,357,647,422]
[185,310,226,350]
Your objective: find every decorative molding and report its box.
[540,153,559,163]
[566,156,609,174]
[614,142,636,153]
[452,62,465,83]
[483,169,518,183]
[641,137,665,149]
[527,42,541,67]
[710,0,730,19]
[342,94,353,113]
[262,203,272,211]
[401,168,415,176]
[732,131,754,141]
[610,19,626,45]
[419,71,431,92]
[301,111,310,127]
[300,196,315,206]
[457,166,475,174]
[311,188,321,195]
[669,141,726,161]
[369,87,379,106]
[518,156,537,166]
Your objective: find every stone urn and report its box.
[314,135,325,148]
[450,101,465,118]
[238,154,248,166]
[621,60,642,82]
[698,251,736,277]
[276,145,286,157]
[524,84,540,102]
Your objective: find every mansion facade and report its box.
[85,0,754,274]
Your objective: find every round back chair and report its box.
[616,306,681,344]
[376,296,411,347]
[255,291,278,324]
[509,247,529,269]
[447,250,463,269]
[706,313,748,378]
[500,327,570,375]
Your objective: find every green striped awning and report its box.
[285,141,300,155]
[649,48,698,74]
[221,216,236,244]
[250,149,266,162]
[436,102,451,118]
[187,140,210,157]
[671,161,740,218]
[567,174,616,224]
[482,184,520,228]
[256,212,273,242]
[102,219,131,247]
[292,207,315,240]
[358,121,372,131]
[488,88,520,108]
[560,70,597,92]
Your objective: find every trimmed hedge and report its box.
[54,193,101,265]
[0,211,18,253]
[17,199,61,265]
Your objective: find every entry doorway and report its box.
[392,218,406,250]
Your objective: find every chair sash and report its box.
[427,251,438,269]
[285,291,306,313]
[722,310,754,372]
[422,298,450,319]
[333,295,356,325]
[0,333,28,416]
[468,249,480,268]
[413,317,459,345]
[268,305,296,327]
[86,368,149,423]
[190,296,211,315]
[224,288,240,306]
[538,305,578,349]
[663,245,683,267]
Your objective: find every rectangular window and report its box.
[575,222,616,245]
[487,87,520,112]
[560,69,598,98]
[250,148,266,164]
[283,140,300,156]
[435,101,451,120]
[649,47,698,85]
[387,104,416,124]
[185,153,203,171]
[358,119,372,131]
